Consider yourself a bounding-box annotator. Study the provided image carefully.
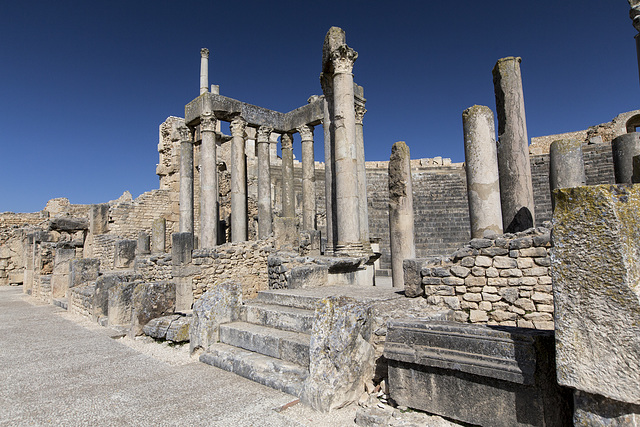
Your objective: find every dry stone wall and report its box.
[405,227,553,330]
[69,284,95,319]
[108,189,175,245]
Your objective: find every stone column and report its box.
[388,141,415,288]
[493,56,535,232]
[199,112,218,248]
[230,116,247,242]
[549,139,586,209]
[280,133,295,218]
[178,125,194,234]
[321,74,337,253]
[612,132,640,184]
[331,45,362,255]
[355,97,369,244]
[151,218,166,254]
[633,154,640,183]
[257,126,273,238]
[200,48,209,95]
[462,105,503,238]
[298,124,316,230]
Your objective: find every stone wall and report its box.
[191,239,273,301]
[68,284,95,319]
[91,234,118,271]
[405,227,553,330]
[134,254,173,282]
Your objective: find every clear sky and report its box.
[1,1,637,213]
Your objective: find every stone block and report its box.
[93,272,141,321]
[288,264,328,289]
[552,185,640,405]
[273,217,298,251]
[130,281,176,336]
[384,320,571,426]
[493,256,517,269]
[190,281,242,353]
[108,281,138,327]
[49,216,89,232]
[69,258,100,289]
[403,258,426,297]
[114,239,137,269]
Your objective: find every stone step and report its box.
[255,290,322,311]
[200,343,307,398]
[241,302,314,333]
[52,298,68,310]
[220,321,310,367]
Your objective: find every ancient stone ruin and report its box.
[2,17,640,425]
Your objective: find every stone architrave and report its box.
[321,73,337,253]
[200,48,209,95]
[199,112,218,248]
[328,30,362,255]
[151,218,166,254]
[230,116,248,242]
[298,124,316,230]
[257,126,273,238]
[462,105,503,238]
[177,124,194,233]
[388,142,416,288]
[611,132,640,184]
[492,57,535,232]
[355,88,369,243]
[89,204,109,235]
[552,185,640,414]
[280,133,295,218]
[549,139,586,209]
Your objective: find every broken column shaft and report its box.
[612,132,640,184]
[549,139,586,209]
[200,48,209,95]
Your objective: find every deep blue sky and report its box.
[1,1,637,213]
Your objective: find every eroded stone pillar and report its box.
[462,105,503,238]
[178,125,194,233]
[298,124,316,230]
[281,133,295,218]
[355,93,369,243]
[200,48,209,95]
[388,141,415,288]
[612,132,640,184]
[257,126,273,238]
[493,56,535,232]
[549,139,586,209]
[151,218,166,254]
[230,116,247,242]
[321,73,337,253]
[89,204,109,235]
[331,43,361,255]
[199,113,218,248]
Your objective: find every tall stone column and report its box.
[178,125,194,234]
[321,74,337,253]
[493,56,535,232]
[298,124,316,230]
[331,44,362,255]
[230,116,247,242]
[549,139,586,209]
[462,105,503,238]
[612,133,640,184]
[281,133,295,218]
[200,48,209,95]
[199,112,218,248]
[355,99,369,243]
[388,141,415,288]
[257,126,273,238]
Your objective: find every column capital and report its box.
[280,133,293,150]
[230,116,247,138]
[355,104,367,125]
[200,113,217,132]
[297,124,314,141]
[175,124,192,142]
[201,48,210,58]
[256,125,273,143]
[331,45,358,74]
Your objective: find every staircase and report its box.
[200,289,320,398]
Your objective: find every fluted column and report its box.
[298,124,316,230]
[200,48,209,95]
[178,125,194,233]
[355,101,369,243]
[281,133,295,218]
[257,126,273,238]
[199,112,218,248]
[230,116,247,242]
[331,45,362,255]
[321,73,337,253]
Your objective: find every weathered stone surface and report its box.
[49,216,89,232]
[108,281,138,327]
[384,320,571,426]
[143,314,181,339]
[288,264,328,289]
[93,272,141,321]
[190,281,242,353]
[114,239,136,269]
[573,390,640,426]
[130,281,176,336]
[549,139,585,209]
[301,296,375,412]
[69,258,100,289]
[171,232,193,265]
[552,184,640,405]
[403,258,425,297]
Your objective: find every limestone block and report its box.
[573,390,640,426]
[108,281,138,327]
[189,281,242,353]
[114,239,137,269]
[143,314,181,339]
[288,265,329,289]
[273,217,298,251]
[69,258,100,289]
[130,281,176,337]
[171,232,193,265]
[301,296,375,412]
[49,217,89,232]
[403,258,426,297]
[552,184,640,405]
[93,272,141,322]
